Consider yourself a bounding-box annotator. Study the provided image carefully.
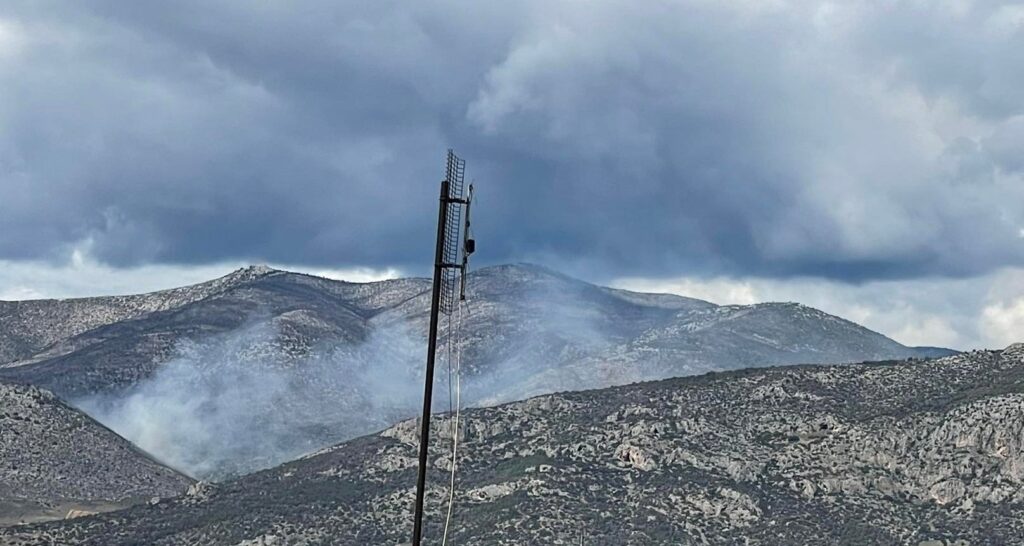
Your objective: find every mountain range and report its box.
[0,264,951,481]
[3,345,1020,545]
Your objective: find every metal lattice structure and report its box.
[440,150,466,315]
[412,149,476,546]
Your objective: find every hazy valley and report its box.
[0,265,947,483]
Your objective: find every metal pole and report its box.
[412,179,450,545]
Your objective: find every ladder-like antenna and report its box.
[412,149,475,546]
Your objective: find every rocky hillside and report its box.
[0,381,192,527]
[0,266,274,367]
[402,265,951,404]
[4,346,1020,545]
[0,265,943,395]
[0,264,952,480]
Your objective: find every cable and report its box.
[441,298,463,545]
[442,287,470,545]
[446,305,454,416]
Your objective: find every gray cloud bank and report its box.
[0,1,1022,281]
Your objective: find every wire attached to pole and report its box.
[442,185,473,544]
[441,294,467,545]
[413,151,474,546]
[447,307,454,416]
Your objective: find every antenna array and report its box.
[440,150,466,314]
[412,148,475,546]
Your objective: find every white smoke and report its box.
[73,279,632,481]
[76,320,427,480]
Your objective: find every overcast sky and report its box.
[1,1,1022,350]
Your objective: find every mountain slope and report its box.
[0,266,277,367]
[0,264,952,479]
[0,264,947,399]
[0,267,385,398]
[0,381,192,527]
[4,345,1021,545]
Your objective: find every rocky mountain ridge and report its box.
[3,345,1020,545]
[0,264,952,480]
[0,265,277,367]
[0,381,192,527]
[0,264,949,398]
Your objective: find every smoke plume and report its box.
[76,320,427,479]
[75,280,651,480]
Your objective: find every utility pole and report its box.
[412,149,473,546]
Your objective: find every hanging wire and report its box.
[441,283,470,545]
[446,306,454,415]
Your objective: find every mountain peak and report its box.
[220,264,280,284]
[233,264,278,276]
[474,263,581,284]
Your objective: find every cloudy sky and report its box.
[1,0,1022,349]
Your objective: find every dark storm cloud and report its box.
[0,0,1021,280]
